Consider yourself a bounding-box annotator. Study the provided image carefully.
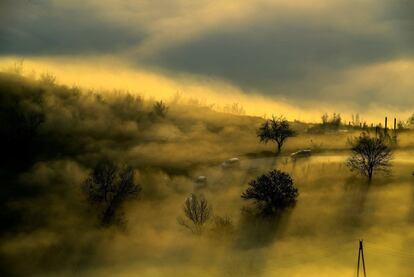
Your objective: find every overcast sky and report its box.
[1,0,413,119]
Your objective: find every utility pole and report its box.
[384,116,388,136]
[357,240,367,277]
[392,118,398,144]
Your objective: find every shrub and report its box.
[177,193,212,234]
[83,160,141,226]
[242,170,298,215]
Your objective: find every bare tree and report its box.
[152,100,168,118]
[242,170,298,215]
[83,160,141,226]
[321,113,329,125]
[210,215,234,237]
[407,114,414,128]
[321,112,342,129]
[347,132,392,181]
[257,116,295,154]
[177,193,212,234]
[397,120,406,130]
[40,72,57,86]
[223,102,246,115]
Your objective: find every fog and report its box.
[1,72,414,277]
[1,57,413,124]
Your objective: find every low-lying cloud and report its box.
[1,0,413,119]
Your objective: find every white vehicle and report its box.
[291,149,312,159]
[194,176,207,189]
[221,158,240,168]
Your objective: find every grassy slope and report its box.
[2,73,414,276]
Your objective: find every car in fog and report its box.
[291,149,312,159]
[221,158,240,169]
[194,176,207,189]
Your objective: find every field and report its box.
[1,73,414,277]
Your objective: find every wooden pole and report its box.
[357,241,361,277]
[361,240,367,277]
[357,240,367,277]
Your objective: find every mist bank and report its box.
[1,57,413,124]
[1,71,414,276]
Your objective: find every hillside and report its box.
[2,73,414,276]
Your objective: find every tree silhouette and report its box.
[83,160,141,226]
[407,113,414,128]
[152,100,168,118]
[177,193,212,234]
[257,116,295,153]
[321,112,342,129]
[321,113,329,125]
[347,132,392,181]
[211,215,234,237]
[242,170,298,215]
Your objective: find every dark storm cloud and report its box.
[144,23,398,93]
[0,0,412,110]
[0,0,145,55]
[385,0,414,46]
[142,2,412,100]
